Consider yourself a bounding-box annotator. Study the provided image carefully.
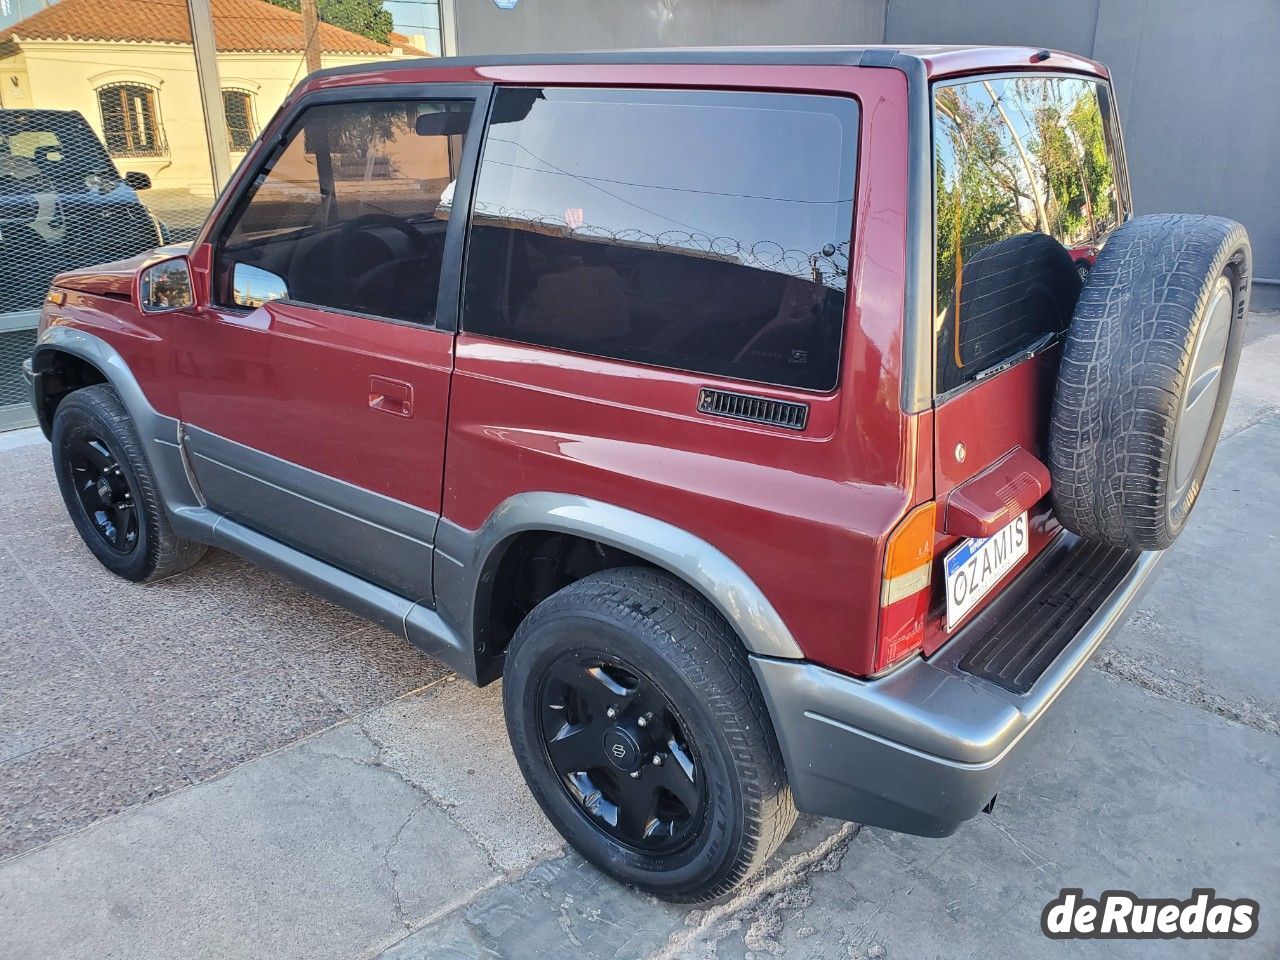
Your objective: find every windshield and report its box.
[0,111,118,194]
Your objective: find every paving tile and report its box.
[1110,419,1280,716]
[375,671,1279,960]
[360,679,563,872]
[0,723,499,960]
[282,625,450,716]
[0,721,192,859]
[0,659,120,763]
[136,668,346,780]
[0,623,87,698]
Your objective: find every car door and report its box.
[926,74,1130,648]
[173,85,488,601]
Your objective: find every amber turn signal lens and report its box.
[881,501,937,605]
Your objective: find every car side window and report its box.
[215,98,473,324]
[933,76,1123,394]
[461,87,858,392]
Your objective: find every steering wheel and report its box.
[335,212,429,258]
[329,213,430,312]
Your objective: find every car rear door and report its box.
[173,85,488,601]
[926,73,1129,650]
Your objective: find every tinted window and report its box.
[934,76,1123,393]
[0,110,116,188]
[217,99,473,324]
[462,88,858,391]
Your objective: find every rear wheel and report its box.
[1049,215,1251,550]
[51,385,206,582]
[503,567,796,902]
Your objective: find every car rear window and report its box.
[461,87,858,392]
[0,110,115,189]
[933,76,1124,394]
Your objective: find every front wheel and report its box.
[51,384,206,582]
[503,567,796,902]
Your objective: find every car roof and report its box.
[0,107,84,121]
[310,44,1109,85]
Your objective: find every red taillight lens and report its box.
[875,502,936,673]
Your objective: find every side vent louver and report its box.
[697,388,809,431]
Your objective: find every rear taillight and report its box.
[875,501,936,673]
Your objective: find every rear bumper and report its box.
[751,535,1164,836]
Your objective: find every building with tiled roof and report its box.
[0,0,427,193]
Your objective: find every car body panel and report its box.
[28,46,1163,839]
[32,45,1115,684]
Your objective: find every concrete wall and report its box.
[455,0,1280,293]
[885,0,1280,292]
[453,0,885,55]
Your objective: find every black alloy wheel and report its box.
[504,567,796,902]
[51,384,207,582]
[65,431,139,553]
[539,651,705,854]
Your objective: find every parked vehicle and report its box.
[23,48,1251,902]
[1,108,165,317]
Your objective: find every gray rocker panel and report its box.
[184,425,438,602]
[33,326,200,519]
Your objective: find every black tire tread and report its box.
[1049,214,1250,550]
[53,385,206,582]
[508,566,796,902]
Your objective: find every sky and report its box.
[383,0,442,55]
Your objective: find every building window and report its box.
[223,89,257,152]
[97,83,166,158]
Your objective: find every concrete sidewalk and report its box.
[2,315,1277,959]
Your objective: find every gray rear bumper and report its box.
[751,540,1165,836]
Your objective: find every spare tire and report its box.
[1049,215,1251,551]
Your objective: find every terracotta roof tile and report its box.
[2,0,419,56]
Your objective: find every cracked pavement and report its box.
[1,311,1277,959]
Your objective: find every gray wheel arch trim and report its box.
[34,327,151,420]
[439,492,805,660]
[32,326,202,514]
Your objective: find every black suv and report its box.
[1,108,165,316]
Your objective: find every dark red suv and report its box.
[24,46,1251,902]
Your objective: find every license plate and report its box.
[944,512,1029,630]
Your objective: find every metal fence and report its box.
[0,0,430,429]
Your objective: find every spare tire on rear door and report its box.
[1049,214,1251,551]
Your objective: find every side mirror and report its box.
[232,262,288,308]
[124,171,152,191]
[139,257,193,312]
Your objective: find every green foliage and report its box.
[934,78,1119,314]
[265,0,394,45]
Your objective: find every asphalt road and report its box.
[1,312,1277,959]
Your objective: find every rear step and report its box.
[956,537,1140,695]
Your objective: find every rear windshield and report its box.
[0,111,116,192]
[462,87,858,392]
[933,76,1124,394]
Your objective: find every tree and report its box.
[266,0,394,45]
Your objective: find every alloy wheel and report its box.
[538,651,705,854]
[65,432,138,552]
